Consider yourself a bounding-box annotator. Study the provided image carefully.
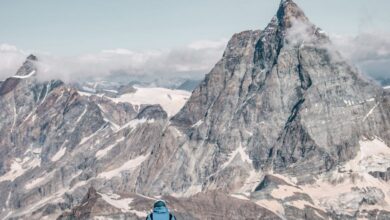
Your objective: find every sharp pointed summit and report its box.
[26,54,38,61]
[277,0,309,29]
[14,55,37,77]
[0,55,39,95]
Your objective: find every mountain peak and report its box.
[26,54,37,61]
[277,0,308,29]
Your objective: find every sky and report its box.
[0,0,389,82]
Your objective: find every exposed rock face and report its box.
[141,0,389,193]
[0,56,170,219]
[137,0,390,218]
[58,187,101,220]
[370,168,390,181]
[1,0,390,219]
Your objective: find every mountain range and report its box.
[0,0,390,219]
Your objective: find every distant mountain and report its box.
[78,71,204,91]
[176,79,201,91]
[376,77,390,87]
[1,0,390,219]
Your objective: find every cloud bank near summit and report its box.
[331,32,390,79]
[0,32,389,83]
[0,39,228,82]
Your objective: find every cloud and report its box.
[0,44,28,80]
[285,19,390,79]
[187,39,228,50]
[0,39,228,83]
[285,18,317,46]
[330,32,390,78]
[0,32,388,84]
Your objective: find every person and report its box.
[146,200,176,220]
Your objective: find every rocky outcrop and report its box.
[370,168,390,181]
[60,190,282,220]
[57,187,101,220]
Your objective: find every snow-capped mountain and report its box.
[0,0,390,219]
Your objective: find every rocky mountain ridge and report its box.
[0,0,390,219]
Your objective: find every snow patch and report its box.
[93,217,115,220]
[191,120,203,128]
[107,87,190,116]
[77,91,105,98]
[76,106,88,123]
[230,194,250,201]
[103,117,120,131]
[288,200,313,210]
[51,147,66,162]
[5,191,11,207]
[11,100,17,133]
[343,100,355,106]
[69,180,89,193]
[98,155,149,179]
[98,193,147,217]
[270,185,301,200]
[9,187,67,218]
[256,200,286,220]
[79,124,106,146]
[269,173,298,186]
[362,102,379,122]
[342,138,390,173]
[300,138,390,215]
[95,137,125,159]
[117,118,155,132]
[170,126,183,137]
[221,143,252,169]
[11,70,36,79]
[103,89,118,94]
[0,157,40,182]
[81,86,96,93]
[171,185,202,198]
[25,172,53,190]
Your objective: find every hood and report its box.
[153,206,169,214]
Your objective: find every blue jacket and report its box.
[146,206,176,220]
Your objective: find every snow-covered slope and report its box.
[80,86,191,116]
[109,87,191,116]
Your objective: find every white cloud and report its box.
[330,32,390,78]
[188,39,228,50]
[285,18,317,46]
[0,32,388,83]
[0,44,28,80]
[285,19,390,79]
[0,39,228,83]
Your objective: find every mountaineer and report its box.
[146,200,176,220]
